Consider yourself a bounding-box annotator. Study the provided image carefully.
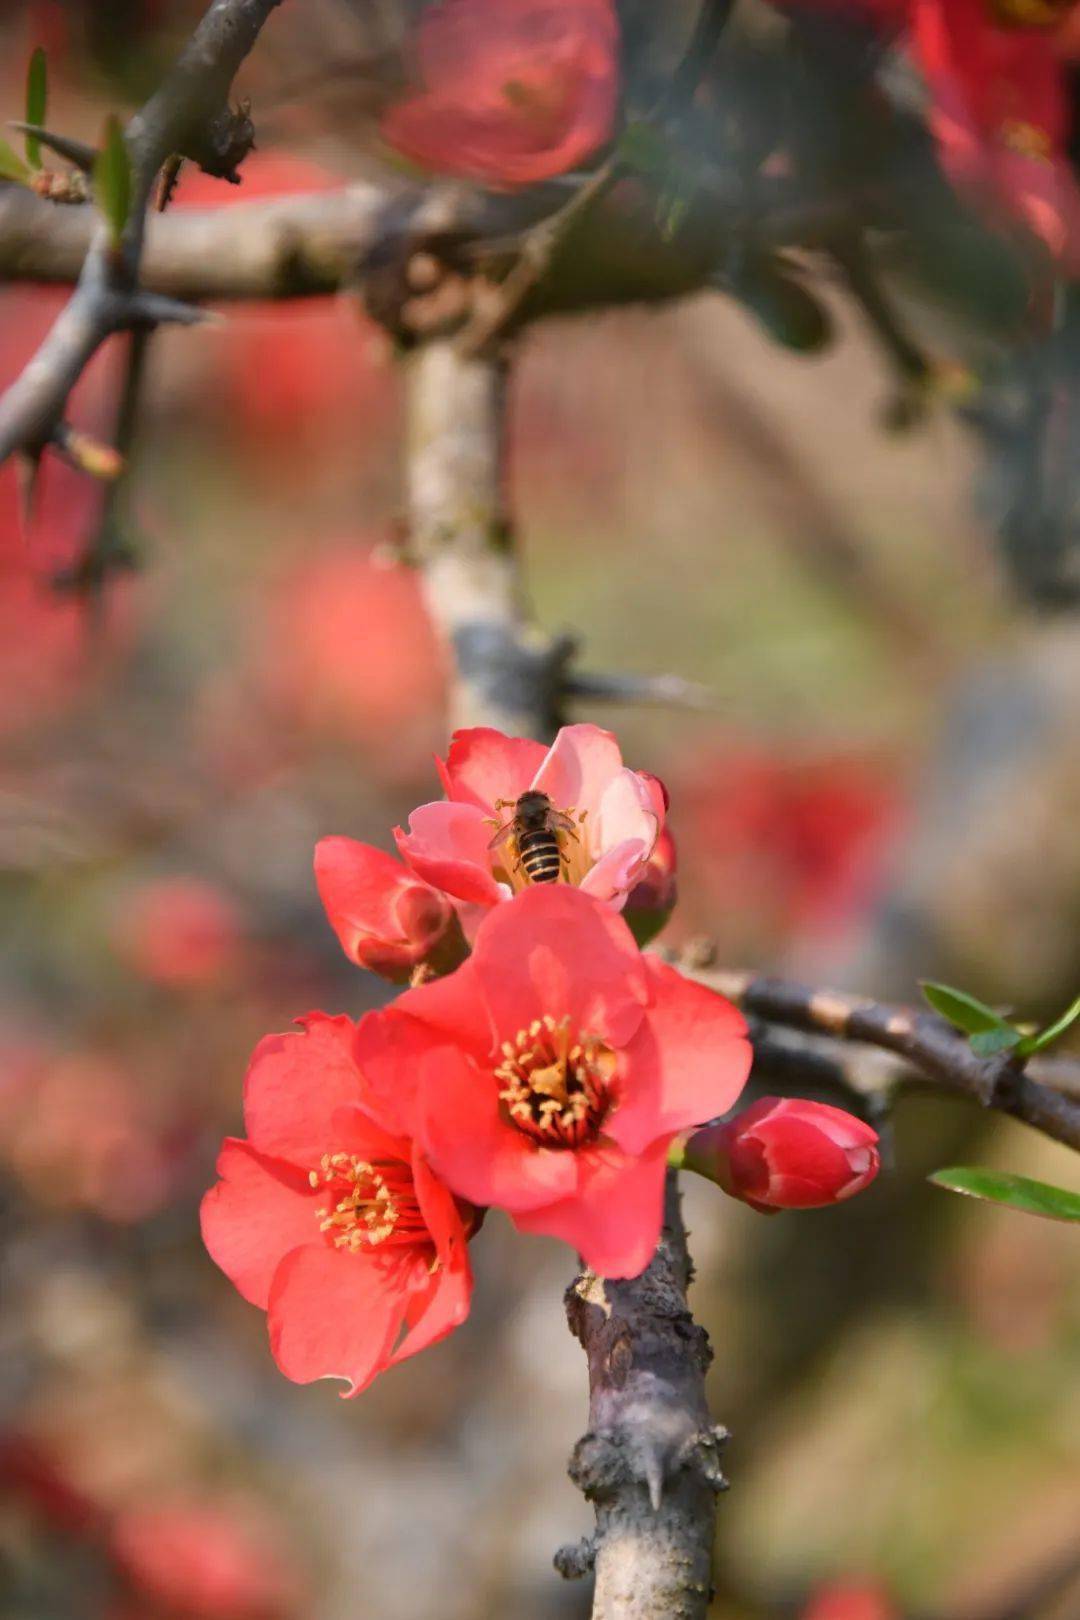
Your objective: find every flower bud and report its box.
[623,827,678,946]
[800,1580,899,1620]
[683,1096,879,1212]
[314,837,467,982]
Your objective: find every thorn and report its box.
[125,292,215,329]
[564,670,716,711]
[51,423,124,481]
[644,1453,664,1513]
[8,122,96,173]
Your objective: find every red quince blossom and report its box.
[315,838,467,981]
[201,1013,475,1395]
[395,724,666,928]
[353,887,751,1278]
[685,1096,880,1212]
[382,0,620,187]
[800,1578,900,1620]
[912,0,1080,271]
[110,877,244,990]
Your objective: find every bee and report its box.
[488,791,580,885]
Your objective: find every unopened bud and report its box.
[314,837,467,983]
[683,1096,880,1212]
[623,826,677,946]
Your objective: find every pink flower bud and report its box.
[800,1579,899,1620]
[314,837,466,982]
[684,1096,880,1212]
[623,826,678,946]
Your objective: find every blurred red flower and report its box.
[171,154,392,453]
[382,0,620,186]
[110,877,245,990]
[800,1577,900,1620]
[110,1500,302,1620]
[685,1096,880,1212]
[354,886,751,1277]
[202,1012,475,1395]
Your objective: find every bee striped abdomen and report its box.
[517,829,562,884]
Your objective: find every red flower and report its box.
[382,0,620,186]
[800,1579,899,1620]
[110,877,244,990]
[314,839,467,981]
[685,1096,880,1212]
[354,887,751,1278]
[911,0,1080,268]
[201,1013,475,1395]
[395,723,665,929]
[110,1500,302,1620]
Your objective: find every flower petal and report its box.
[389,1248,472,1367]
[395,800,504,906]
[416,1042,578,1212]
[243,1013,364,1167]
[579,837,650,907]
[594,768,660,858]
[200,1139,315,1308]
[512,1139,668,1279]
[469,886,649,1048]
[388,956,497,1059]
[607,960,752,1156]
[437,727,547,811]
[267,1244,408,1396]
[531,723,625,817]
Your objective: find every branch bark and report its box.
[685,965,1080,1151]
[559,1176,726,1620]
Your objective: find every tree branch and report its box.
[557,1176,726,1620]
[680,964,1080,1151]
[0,0,282,466]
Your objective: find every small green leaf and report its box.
[0,136,31,185]
[969,1026,1022,1059]
[25,48,47,169]
[618,121,674,178]
[930,1167,1080,1223]
[1015,993,1080,1058]
[92,115,131,247]
[920,980,1014,1037]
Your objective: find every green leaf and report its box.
[92,115,131,247]
[920,980,1014,1037]
[930,1167,1080,1223]
[25,48,47,169]
[1015,993,1080,1058]
[618,121,675,178]
[0,136,31,185]
[969,1026,1022,1058]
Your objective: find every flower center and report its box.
[999,118,1054,161]
[495,1015,615,1149]
[309,1154,424,1252]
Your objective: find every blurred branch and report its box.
[678,960,1080,1151]
[0,0,282,466]
[558,1177,727,1620]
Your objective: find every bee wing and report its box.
[551,810,579,837]
[487,819,518,852]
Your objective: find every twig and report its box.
[0,0,282,467]
[680,963,1080,1151]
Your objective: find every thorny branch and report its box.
[678,961,1080,1152]
[0,0,283,467]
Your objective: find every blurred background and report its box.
[0,3,1078,1618]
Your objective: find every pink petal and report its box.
[267,1244,407,1396]
[243,1014,364,1168]
[579,837,650,906]
[595,768,660,856]
[200,1140,316,1308]
[512,1139,668,1279]
[437,727,547,812]
[389,1249,472,1367]
[531,723,625,817]
[416,1042,578,1212]
[395,800,504,906]
[469,886,649,1048]
[606,960,752,1156]
[390,956,497,1059]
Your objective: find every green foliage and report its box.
[93,115,132,247]
[930,1167,1080,1223]
[0,136,31,185]
[921,981,1080,1061]
[24,47,47,169]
